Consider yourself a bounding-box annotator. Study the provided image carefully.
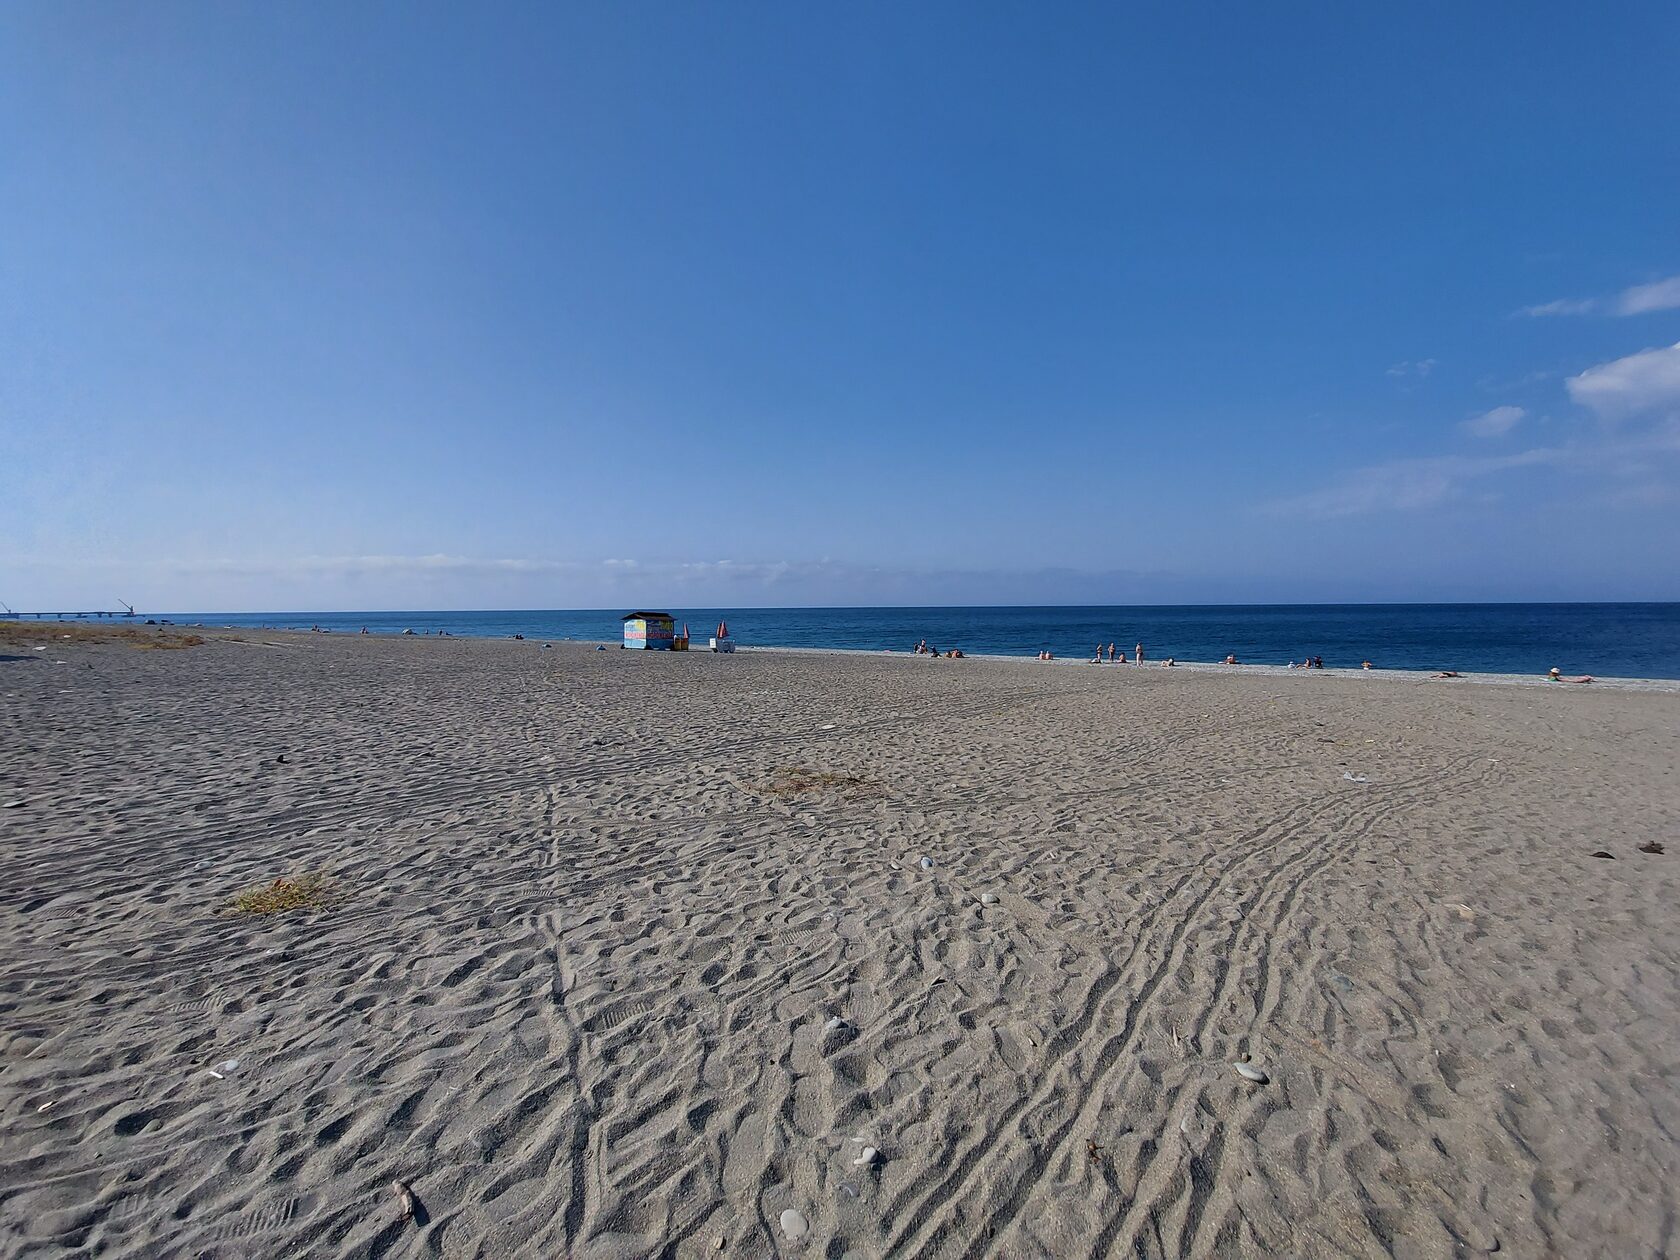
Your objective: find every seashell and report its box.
[3,800,22,808]
[779,1208,809,1239]
[820,723,836,730]
[1233,1061,1269,1084]
[1341,772,1369,784]
[919,857,934,870]
[979,893,998,905]
[824,1016,849,1032]
[839,1183,859,1199]
[852,1145,878,1166]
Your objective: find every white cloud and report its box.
[1386,358,1437,378]
[1566,342,1680,420]
[1269,420,1680,519]
[1518,272,1680,318]
[1615,275,1680,316]
[1462,405,1525,438]
[1267,448,1565,518]
[1518,298,1597,318]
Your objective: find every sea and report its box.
[163,604,1680,680]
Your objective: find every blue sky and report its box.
[3,2,1678,612]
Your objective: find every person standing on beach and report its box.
[1135,642,1145,664]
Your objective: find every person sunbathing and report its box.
[1548,668,1594,683]
[1223,653,1239,665]
[1432,670,1462,678]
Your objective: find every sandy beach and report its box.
[2,626,1678,1259]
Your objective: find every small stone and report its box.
[1233,1061,1269,1084]
[3,800,22,809]
[919,857,934,870]
[779,1208,809,1240]
[979,893,998,905]
[852,1145,878,1166]
[713,1236,726,1251]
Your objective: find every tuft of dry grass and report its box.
[0,621,204,650]
[227,873,337,915]
[762,765,885,800]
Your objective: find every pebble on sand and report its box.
[3,800,22,809]
[391,1180,416,1222]
[979,892,999,905]
[919,857,934,870]
[1233,1061,1269,1084]
[779,1208,809,1240]
[852,1145,878,1166]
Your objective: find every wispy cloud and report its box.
[1517,272,1680,318]
[42,553,1229,611]
[1476,369,1554,394]
[1566,341,1680,420]
[180,553,867,589]
[1616,275,1680,316]
[1518,298,1598,318]
[1268,420,1680,520]
[1462,405,1525,438]
[186,553,582,580]
[1266,448,1564,518]
[1385,358,1436,379]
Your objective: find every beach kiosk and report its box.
[621,611,676,650]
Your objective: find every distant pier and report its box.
[1,602,137,621]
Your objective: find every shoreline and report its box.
[168,619,1680,692]
[741,643,1680,693]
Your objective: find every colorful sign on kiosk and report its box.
[621,611,676,649]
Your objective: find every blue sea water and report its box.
[165,604,1680,680]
